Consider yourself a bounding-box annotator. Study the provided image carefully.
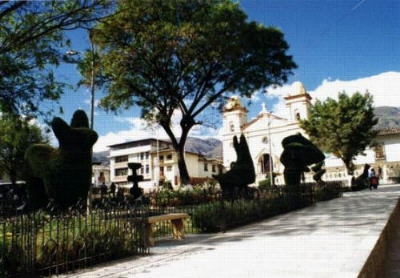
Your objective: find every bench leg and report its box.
[144,223,155,247]
[171,219,185,240]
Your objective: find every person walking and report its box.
[369,168,379,190]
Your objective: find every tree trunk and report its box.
[342,158,354,187]
[177,145,190,185]
[160,121,192,185]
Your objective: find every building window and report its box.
[296,112,301,121]
[159,155,164,161]
[374,145,385,160]
[212,165,216,172]
[145,152,149,159]
[140,152,144,160]
[115,155,128,163]
[115,168,128,176]
[145,165,149,174]
[160,166,164,175]
[262,137,268,144]
[167,154,172,160]
[204,163,208,172]
[140,167,144,174]
[167,166,172,172]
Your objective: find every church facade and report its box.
[221,82,400,186]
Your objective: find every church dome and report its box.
[293,81,307,95]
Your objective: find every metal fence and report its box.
[0,202,149,278]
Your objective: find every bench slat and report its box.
[147,213,188,224]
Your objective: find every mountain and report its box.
[184,137,222,158]
[93,151,109,165]
[374,106,400,130]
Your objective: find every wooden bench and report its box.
[143,213,189,247]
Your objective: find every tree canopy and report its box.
[91,0,296,183]
[0,0,111,116]
[0,115,47,186]
[300,92,378,175]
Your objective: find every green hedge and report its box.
[192,183,342,233]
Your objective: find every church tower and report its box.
[284,81,312,122]
[221,96,248,168]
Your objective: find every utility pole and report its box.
[89,29,95,130]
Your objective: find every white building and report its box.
[222,82,400,186]
[109,138,223,191]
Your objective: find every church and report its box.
[221,82,400,186]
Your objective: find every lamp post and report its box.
[64,30,96,130]
[88,29,95,130]
[262,102,274,186]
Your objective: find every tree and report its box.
[92,0,296,184]
[300,92,378,176]
[0,115,47,186]
[0,0,111,116]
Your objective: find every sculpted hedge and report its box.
[280,133,325,188]
[25,110,98,209]
[213,134,255,198]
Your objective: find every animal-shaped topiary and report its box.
[25,110,98,209]
[280,133,325,188]
[213,134,255,198]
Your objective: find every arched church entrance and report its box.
[259,153,273,174]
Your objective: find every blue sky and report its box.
[48,0,400,151]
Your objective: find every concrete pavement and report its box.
[61,184,400,278]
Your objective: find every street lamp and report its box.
[262,102,274,186]
[64,30,96,130]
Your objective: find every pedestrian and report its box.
[110,182,116,198]
[116,187,124,203]
[100,182,107,198]
[369,168,378,190]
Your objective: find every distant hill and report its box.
[185,137,222,158]
[374,106,400,130]
[93,151,109,165]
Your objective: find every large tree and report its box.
[0,116,47,186]
[0,0,111,116]
[91,0,296,184]
[300,92,378,176]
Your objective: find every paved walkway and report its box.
[61,184,400,278]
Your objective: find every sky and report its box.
[48,0,400,152]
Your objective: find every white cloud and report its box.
[266,71,400,118]
[309,71,400,106]
[84,98,100,107]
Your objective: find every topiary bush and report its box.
[213,134,255,198]
[280,133,325,188]
[25,110,98,209]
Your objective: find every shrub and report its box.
[258,178,272,191]
[25,110,98,209]
[213,134,255,198]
